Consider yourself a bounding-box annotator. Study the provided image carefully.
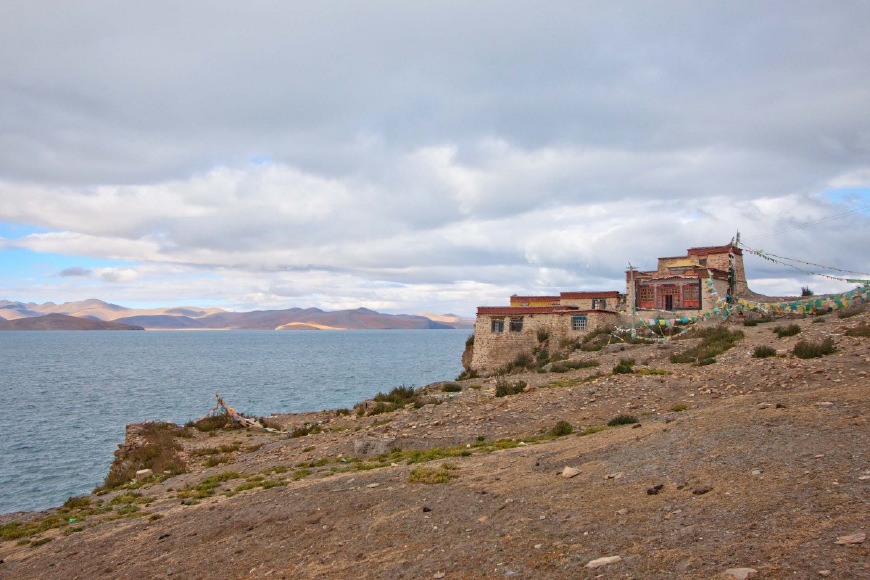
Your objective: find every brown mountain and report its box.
[0,313,144,331]
[0,300,462,330]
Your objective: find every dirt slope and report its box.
[2,310,868,579]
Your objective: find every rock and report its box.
[834,532,865,545]
[693,486,713,495]
[616,508,629,515]
[751,469,763,476]
[722,568,757,579]
[365,483,380,488]
[353,438,398,456]
[135,468,153,481]
[585,555,621,569]
[561,467,581,478]
[816,402,834,407]
[647,484,664,495]
[434,573,445,579]
[818,571,831,577]
[605,471,625,480]
[422,506,432,512]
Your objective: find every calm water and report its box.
[0,329,468,514]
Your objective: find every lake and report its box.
[0,329,469,514]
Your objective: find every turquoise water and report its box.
[0,329,468,514]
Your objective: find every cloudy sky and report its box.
[1,2,868,316]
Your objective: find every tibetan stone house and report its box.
[470,291,622,373]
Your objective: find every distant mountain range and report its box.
[0,299,475,331]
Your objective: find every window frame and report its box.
[491,318,504,334]
[571,314,588,331]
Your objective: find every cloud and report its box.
[58,267,91,277]
[0,3,868,313]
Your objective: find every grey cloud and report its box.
[58,267,92,277]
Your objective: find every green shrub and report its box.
[441,383,462,393]
[550,421,573,437]
[752,345,778,358]
[612,358,635,374]
[845,322,870,337]
[696,357,716,366]
[494,376,526,397]
[607,414,639,426]
[334,408,351,416]
[793,337,836,359]
[670,404,688,412]
[812,317,825,324]
[773,324,801,338]
[456,369,479,381]
[465,334,475,347]
[670,326,744,364]
[536,328,550,343]
[743,319,758,327]
[186,415,239,432]
[374,385,417,406]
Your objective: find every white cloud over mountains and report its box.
[1,2,868,314]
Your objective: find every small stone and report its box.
[647,484,664,495]
[722,568,758,580]
[561,467,581,478]
[365,483,380,488]
[722,568,757,579]
[818,571,831,577]
[693,486,713,495]
[534,544,542,549]
[834,532,865,545]
[751,469,763,476]
[775,402,787,408]
[756,403,772,409]
[434,573,445,579]
[422,506,432,512]
[616,508,629,515]
[816,401,834,407]
[605,471,625,480]
[585,555,621,569]
[135,468,153,481]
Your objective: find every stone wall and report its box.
[470,311,618,374]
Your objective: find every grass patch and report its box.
[607,414,639,426]
[551,359,600,373]
[289,423,324,438]
[577,425,609,437]
[669,325,744,365]
[186,415,240,432]
[177,472,243,500]
[793,337,836,359]
[456,369,479,381]
[635,368,672,376]
[409,463,456,484]
[752,345,778,358]
[772,324,801,338]
[670,403,688,412]
[441,382,462,393]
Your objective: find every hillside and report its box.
[0,300,463,330]
[1,308,868,578]
[0,313,144,331]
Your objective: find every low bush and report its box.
[670,404,688,412]
[752,345,778,358]
[456,369,479,381]
[793,337,836,359]
[289,423,324,438]
[550,421,573,437]
[99,422,187,491]
[607,414,639,426]
[494,376,526,397]
[773,324,801,338]
[612,358,635,374]
[441,382,462,393]
[186,415,239,432]
[845,322,870,337]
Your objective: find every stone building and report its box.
[625,244,748,317]
[470,291,622,374]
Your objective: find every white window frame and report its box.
[571,315,588,331]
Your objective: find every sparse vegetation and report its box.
[752,345,778,358]
[289,423,324,438]
[441,382,462,393]
[186,414,240,432]
[793,337,836,359]
[99,422,187,491]
[670,404,688,412]
[550,359,600,373]
[607,414,639,426]
[670,325,744,365]
[456,369,479,381]
[409,463,456,484]
[772,324,801,338]
[494,375,527,397]
[838,303,866,319]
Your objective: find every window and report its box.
[571,315,588,331]
[491,319,504,334]
[683,283,701,308]
[637,284,655,308]
[509,318,523,333]
[591,298,607,310]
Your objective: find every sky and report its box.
[1,1,869,316]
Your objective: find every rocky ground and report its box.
[1,309,868,579]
